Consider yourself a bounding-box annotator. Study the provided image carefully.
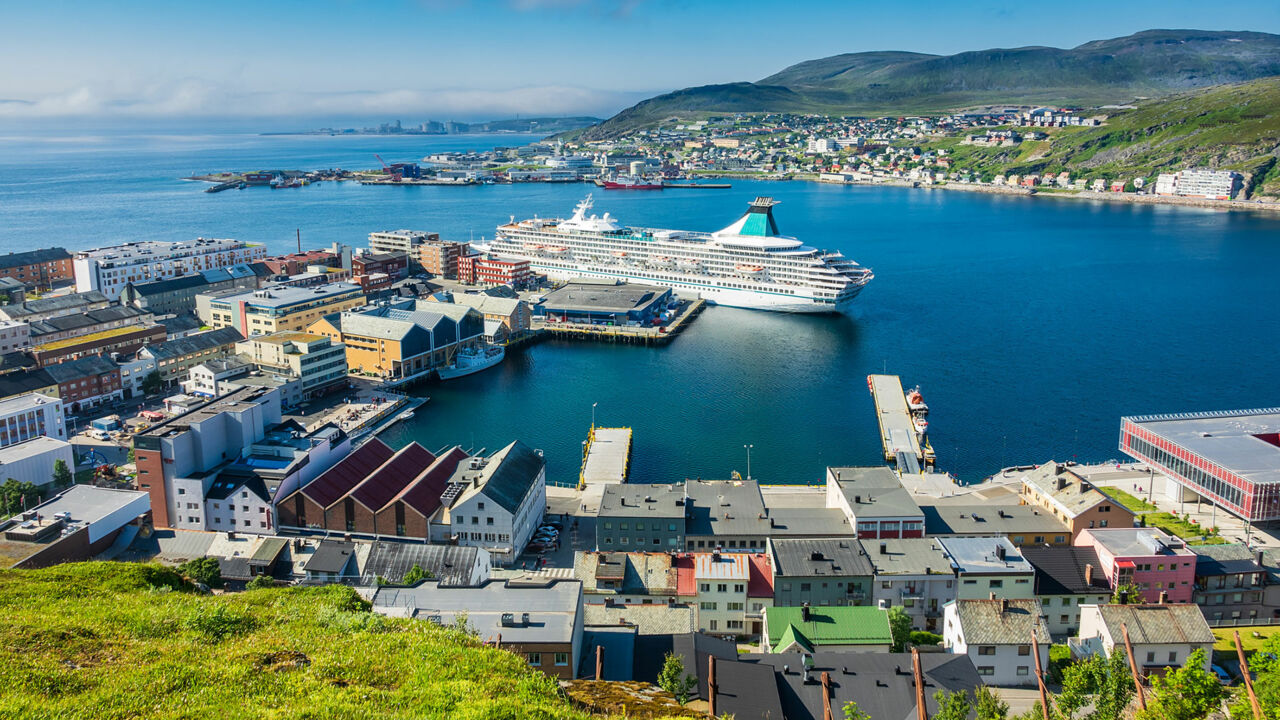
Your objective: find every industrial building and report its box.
[537,281,672,325]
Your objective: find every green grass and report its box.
[1100,488,1226,544]
[1214,626,1280,655]
[0,562,638,720]
[1101,488,1160,514]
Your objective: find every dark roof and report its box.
[0,351,37,373]
[580,628,636,680]
[304,540,357,574]
[44,354,118,382]
[480,440,545,514]
[217,556,253,581]
[1191,543,1266,576]
[675,639,784,720]
[389,445,469,516]
[598,483,687,519]
[141,327,244,360]
[159,313,203,336]
[300,438,396,509]
[0,247,71,268]
[0,368,57,397]
[1022,545,1112,595]
[672,633,743,701]
[741,652,983,720]
[0,291,109,319]
[249,537,288,568]
[481,286,519,299]
[349,443,437,511]
[29,305,151,336]
[363,542,485,586]
[769,538,874,578]
[128,273,217,296]
[205,466,271,503]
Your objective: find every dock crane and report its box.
[374,154,402,182]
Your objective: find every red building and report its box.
[458,254,533,288]
[353,272,392,293]
[0,248,74,290]
[261,250,339,276]
[352,252,409,281]
[44,355,123,413]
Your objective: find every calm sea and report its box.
[3,130,1278,485]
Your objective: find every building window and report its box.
[527,653,541,666]
[978,646,996,656]
[554,653,568,667]
[1018,645,1030,656]
[1017,666,1030,676]
[978,667,994,676]
[1146,652,1155,663]
[701,602,717,611]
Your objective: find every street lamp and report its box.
[591,402,598,430]
[743,444,753,481]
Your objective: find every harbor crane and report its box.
[374,154,402,182]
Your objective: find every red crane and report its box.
[374,154,401,182]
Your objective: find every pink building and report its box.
[1073,528,1196,603]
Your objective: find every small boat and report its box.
[649,256,674,267]
[438,345,505,380]
[676,257,700,269]
[913,416,929,435]
[611,251,628,258]
[906,386,928,413]
[735,264,766,278]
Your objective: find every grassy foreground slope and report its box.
[0,563,622,720]
[925,77,1280,195]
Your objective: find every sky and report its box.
[1,0,1278,126]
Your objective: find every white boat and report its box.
[437,345,505,380]
[490,195,873,313]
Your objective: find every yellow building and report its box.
[309,301,484,383]
[197,282,365,337]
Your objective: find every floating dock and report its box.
[579,426,632,488]
[867,374,933,474]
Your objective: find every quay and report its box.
[535,297,706,346]
[867,374,934,474]
[579,426,632,488]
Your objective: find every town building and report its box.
[684,479,853,551]
[0,485,150,569]
[537,281,672,326]
[1120,408,1280,523]
[0,320,29,354]
[445,440,547,565]
[1075,603,1214,673]
[44,355,122,412]
[427,291,532,344]
[869,536,960,632]
[138,327,245,386]
[1020,545,1113,637]
[0,291,111,324]
[575,551,679,605]
[767,537,874,607]
[1189,544,1272,623]
[303,540,359,582]
[132,385,284,529]
[0,248,74,290]
[825,466,925,539]
[0,369,60,405]
[0,392,65,448]
[260,248,345,277]
[677,551,774,637]
[73,238,267,300]
[362,542,491,587]
[234,331,348,404]
[0,436,75,488]
[595,483,687,551]
[761,605,892,653]
[939,537,1036,600]
[1017,461,1135,538]
[919,501,1072,546]
[31,322,167,369]
[29,306,158,347]
[1074,527,1196,603]
[1153,169,1241,200]
[368,230,437,255]
[0,277,25,305]
[197,282,365,337]
[418,238,469,279]
[457,254,533,288]
[352,252,409,281]
[120,264,265,317]
[373,579,584,680]
[309,301,484,383]
[183,357,253,397]
[116,354,158,398]
[275,439,467,542]
[942,598,1050,686]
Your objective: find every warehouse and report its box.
[538,281,672,326]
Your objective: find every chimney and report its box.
[989,592,997,600]
[1159,591,1168,604]
[998,509,1007,519]
[880,542,888,555]
[1084,563,1095,586]
[855,495,862,504]
[1000,598,1009,613]
[802,602,811,622]
[995,545,1007,561]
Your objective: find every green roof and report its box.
[765,606,892,649]
[774,623,814,653]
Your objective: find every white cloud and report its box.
[0,80,646,120]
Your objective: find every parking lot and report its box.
[511,514,597,572]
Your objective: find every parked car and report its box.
[1211,665,1233,685]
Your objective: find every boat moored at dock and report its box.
[437,344,505,380]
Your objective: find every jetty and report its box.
[536,298,705,346]
[579,426,632,488]
[867,374,933,474]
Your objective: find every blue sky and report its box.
[1,0,1277,123]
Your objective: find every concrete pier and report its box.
[579,426,632,488]
[867,374,930,474]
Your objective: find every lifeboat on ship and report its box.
[649,255,674,268]
[735,264,766,278]
[676,257,701,270]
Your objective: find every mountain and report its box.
[580,30,1280,139]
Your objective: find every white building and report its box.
[1153,169,1241,200]
[943,598,1050,687]
[0,320,30,353]
[368,230,435,255]
[1075,603,1214,673]
[689,552,759,637]
[0,392,65,448]
[0,436,75,487]
[446,440,546,566]
[183,357,252,397]
[203,471,275,533]
[117,355,158,398]
[233,331,347,404]
[868,538,958,632]
[73,239,267,300]
[806,138,839,154]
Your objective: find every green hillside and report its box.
[921,77,1280,196]
[579,29,1280,139]
[0,563,639,720]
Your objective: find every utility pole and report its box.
[912,647,928,720]
[1235,631,1263,720]
[744,444,753,481]
[1121,623,1147,711]
[1030,631,1051,720]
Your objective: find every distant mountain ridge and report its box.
[581,30,1280,138]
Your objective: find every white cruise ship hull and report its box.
[533,262,862,313]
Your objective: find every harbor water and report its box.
[3,130,1279,485]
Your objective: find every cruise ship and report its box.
[490,195,873,313]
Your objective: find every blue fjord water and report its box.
[2,130,1278,485]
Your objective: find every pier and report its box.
[867,374,933,474]
[579,426,632,488]
[536,298,706,346]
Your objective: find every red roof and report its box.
[349,443,437,511]
[302,438,395,509]
[674,554,696,596]
[747,553,774,598]
[385,446,469,516]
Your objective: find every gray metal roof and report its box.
[769,538,874,578]
[866,537,954,576]
[0,291,108,319]
[598,483,687,519]
[951,598,1049,644]
[373,579,582,645]
[1082,528,1193,558]
[939,536,1033,575]
[920,503,1071,538]
[1190,543,1265,577]
[764,507,855,537]
[828,467,924,519]
[1093,603,1215,645]
[540,281,669,313]
[363,542,485,586]
[304,540,358,574]
[208,282,362,309]
[1124,409,1280,489]
[141,327,244,360]
[685,479,769,536]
